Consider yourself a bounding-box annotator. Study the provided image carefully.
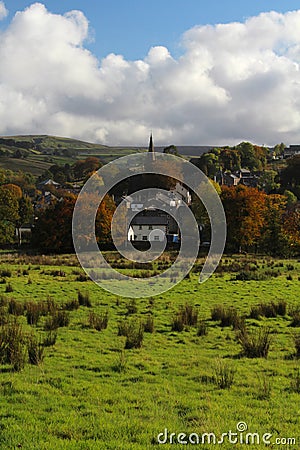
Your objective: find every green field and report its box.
[0,253,299,449]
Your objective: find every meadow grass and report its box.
[0,253,299,449]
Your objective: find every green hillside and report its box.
[0,135,145,176]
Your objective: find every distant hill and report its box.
[0,135,145,176]
[0,135,221,176]
[155,146,215,157]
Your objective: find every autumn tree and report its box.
[32,193,115,252]
[221,185,267,252]
[259,194,289,256]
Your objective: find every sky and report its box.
[1,1,300,146]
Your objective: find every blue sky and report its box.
[1,1,300,145]
[3,0,300,60]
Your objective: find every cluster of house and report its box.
[216,169,259,187]
[21,138,300,247]
[126,181,191,243]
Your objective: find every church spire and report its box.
[148,133,155,161]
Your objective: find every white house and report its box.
[129,216,168,242]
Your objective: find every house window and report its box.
[139,225,142,230]
[149,225,153,230]
[142,236,147,241]
[154,236,160,241]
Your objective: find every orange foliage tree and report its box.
[221,185,267,252]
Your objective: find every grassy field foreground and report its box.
[0,253,299,449]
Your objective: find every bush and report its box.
[211,305,225,322]
[256,374,272,400]
[88,311,108,331]
[293,334,300,357]
[42,331,57,347]
[237,327,272,358]
[27,335,45,365]
[213,359,236,389]
[112,351,127,373]
[249,300,287,319]
[44,311,70,330]
[25,302,41,326]
[0,269,11,278]
[64,299,80,311]
[125,323,144,349]
[290,369,300,393]
[171,303,198,332]
[211,305,244,330]
[197,320,208,336]
[126,299,138,315]
[0,320,26,371]
[118,320,144,349]
[289,309,300,327]
[171,314,185,332]
[8,299,24,316]
[76,274,89,282]
[5,283,14,293]
[143,315,154,333]
[78,290,92,307]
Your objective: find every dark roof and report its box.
[131,216,168,225]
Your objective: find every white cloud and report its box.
[1,4,300,146]
[0,1,8,20]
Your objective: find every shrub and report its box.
[78,290,92,307]
[44,311,70,330]
[0,269,11,278]
[118,320,144,349]
[5,283,13,293]
[249,301,287,320]
[125,323,144,349]
[256,374,272,400]
[293,334,300,357]
[112,351,127,373]
[211,305,244,330]
[42,331,57,347]
[171,303,198,332]
[197,320,208,336]
[181,304,198,326]
[27,335,45,365]
[211,305,225,322]
[50,269,66,277]
[76,274,89,282]
[8,299,24,316]
[237,327,272,358]
[64,299,80,311]
[25,302,41,326]
[289,309,300,327]
[287,274,293,281]
[0,320,26,371]
[143,315,154,333]
[0,307,8,326]
[126,299,138,315]
[171,314,185,332]
[234,271,265,281]
[290,369,300,393]
[213,359,236,389]
[88,311,108,331]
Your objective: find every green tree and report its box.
[258,170,280,193]
[0,186,19,244]
[163,145,180,156]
